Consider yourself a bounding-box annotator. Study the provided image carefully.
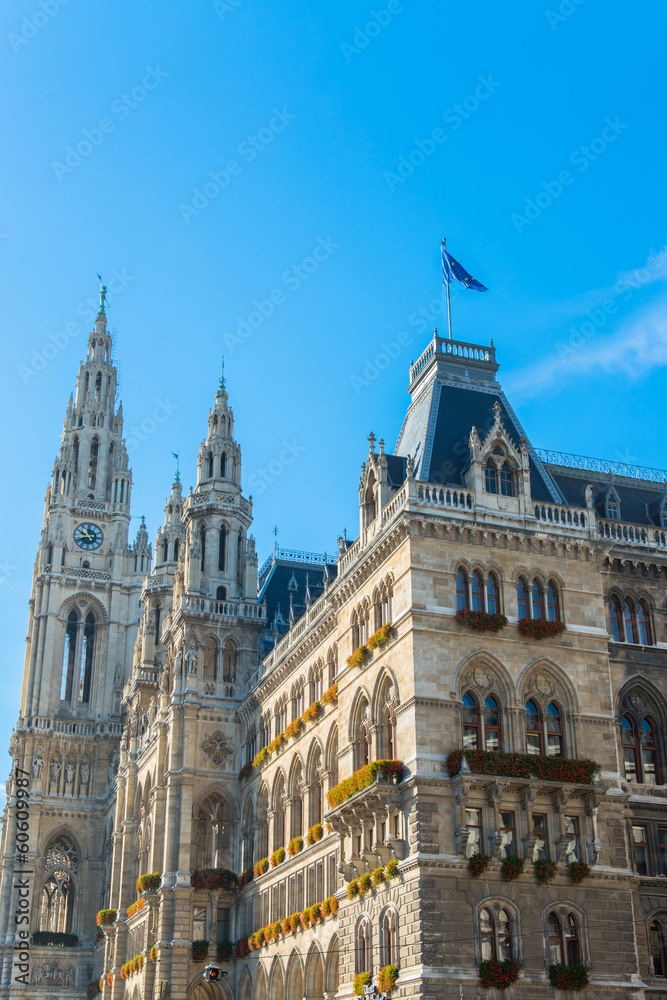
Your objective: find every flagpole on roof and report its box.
[442,237,453,340]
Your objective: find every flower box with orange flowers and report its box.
[346,644,369,669]
[321,683,338,706]
[327,759,403,809]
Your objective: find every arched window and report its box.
[220,453,226,477]
[203,637,219,681]
[310,749,323,826]
[207,452,214,478]
[216,585,226,601]
[218,526,226,572]
[162,539,169,562]
[485,463,497,494]
[463,692,502,752]
[624,600,637,643]
[479,907,513,961]
[193,794,230,869]
[381,909,398,966]
[154,603,161,645]
[384,703,397,759]
[357,919,372,973]
[87,436,99,490]
[546,582,560,622]
[623,715,661,785]
[200,527,206,573]
[174,538,180,562]
[638,601,652,645]
[471,571,484,612]
[546,702,564,756]
[610,596,622,640]
[456,569,468,611]
[273,778,285,850]
[547,911,580,966]
[291,764,303,839]
[222,639,236,682]
[40,836,78,934]
[79,613,95,703]
[517,577,528,618]
[525,700,543,755]
[363,476,377,528]
[487,573,500,614]
[650,921,666,977]
[499,464,513,497]
[356,701,372,768]
[531,579,544,618]
[61,611,78,702]
[256,789,268,860]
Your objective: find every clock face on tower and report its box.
[73,523,104,551]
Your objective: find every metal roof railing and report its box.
[536,449,667,485]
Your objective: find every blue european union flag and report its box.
[441,245,488,291]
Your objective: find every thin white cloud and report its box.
[506,297,667,401]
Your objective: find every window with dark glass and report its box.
[622,716,639,782]
[531,579,544,618]
[483,696,502,752]
[517,578,528,618]
[485,463,497,494]
[641,718,659,785]
[632,825,650,875]
[526,700,543,755]
[471,571,484,612]
[623,715,660,785]
[650,921,666,977]
[479,907,513,961]
[638,601,651,645]
[546,702,564,757]
[456,569,468,611]
[546,583,559,622]
[465,808,483,857]
[462,693,480,750]
[532,814,550,860]
[610,597,622,641]
[499,811,515,858]
[499,464,513,497]
[479,907,495,960]
[564,816,580,863]
[624,600,637,643]
[487,573,499,614]
[548,912,581,967]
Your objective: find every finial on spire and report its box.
[96,273,107,313]
[219,356,226,392]
[368,431,376,454]
[171,451,181,482]
[273,524,279,553]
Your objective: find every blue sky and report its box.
[1,0,666,769]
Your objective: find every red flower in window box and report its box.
[288,836,303,857]
[468,852,491,878]
[534,858,557,885]
[568,860,591,884]
[353,972,371,996]
[347,878,359,900]
[518,618,566,640]
[270,847,285,868]
[238,761,255,782]
[284,718,304,740]
[479,958,520,989]
[378,964,399,992]
[306,822,324,845]
[254,857,269,878]
[501,855,524,881]
[446,748,600,785]
[548,963,589,990]
[456,610,508,633]
[385,859,399,880]
[302,700,322,723]
[322,683,338,706]
[347,644,370,669]
[192,940,209,962]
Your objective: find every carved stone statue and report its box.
[32,754,44,779]
[585,483,594,508]
[185,645,198,675]
[79,762,89,787]
[108,751,119,784]
[65,762,75,785]
[49,760,61,785]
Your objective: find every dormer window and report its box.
[485,463,497,493]
[483,447,514,498]
[499,464,513,496]
[605,489,620,520]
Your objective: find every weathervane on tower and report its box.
[171,451,180,483]
[219,356,226,391]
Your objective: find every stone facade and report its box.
[1,311,666,1000]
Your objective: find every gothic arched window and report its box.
[207,452,214,478]
[487,572,500,614]
[485,463,497,494]
[79,613,95,703]
[531,579,544,618]
[479,907,513,961]
[356,918,372,973]
[222,639,236,682]
[622,714,660,785]
[218,526,226,572]
[154,603,161,645]
[650,920,666,977]
[547,911,580,966]
[471,571,484,612]
[87,436,99,490]
[456,569,468,611]
[499,464,513,497]
[220,453,226,478]
[200,527,206,573]
[525,700,543,755]
[174,538,180,562]
[381,909,398,966]
[40,836,78,935]
[546,582,560,622]
[610,596,622,640]
[203,637,219,681]
[517,577,528,618]
[463,691,502,752]
[638,601,652,645]
[193,794,231,870]
[61,610,78,702]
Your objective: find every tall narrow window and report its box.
[531,579,544,618]
[462,693,480,750]
[174,539,180,562]
[638,601,651,645]
[526,700,543,755]
[483,696,502,751]
[61,611,78,702]
[87,436,99,490]
[456,569,468,611]
[486,573,499,614]
[499,811,515,858]
[497,909,513,959]
[479,907,495,960]
[546,582,559,622]
[72,436,79,475]
[632,825,650,875]
[381,910,398,966]
[79,613,95,703]
[499,464,513,497]
[220,453,226,477]
[485,463,497,494]
[95,370,102,401]
[200,527,206,573]
[622,716,640,782]
[207,452,214,478]
[471,571,484,612]
[532,814,550,860]
[217,526,227,572]
[517,578,528,618]
[357,920,371,973]
[624,600,637,643]
[548,913,563,965]
[610,597,622,640]
[546,702,564,757]
[650,922,666,977]
[154,603,161,645]
[163,539,169,562]
[641,718,659,785]
[564,816,580,863]
[465,808,483,857]
[223,640,236,682]
[659,828,667,876]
